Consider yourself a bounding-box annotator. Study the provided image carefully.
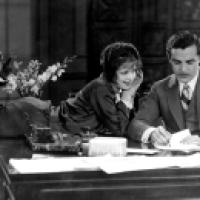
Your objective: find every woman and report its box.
[59,41,143,137]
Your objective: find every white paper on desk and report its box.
[126,148,160,155]
[32,154,58,159]
[155,129,200,152]
[9,157,99,174]
[98,154,200,174]
[9,154,200,174]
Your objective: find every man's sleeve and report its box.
[128,85,161,141]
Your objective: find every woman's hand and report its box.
[121,70,143,101]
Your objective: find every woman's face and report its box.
[115,61,137,90]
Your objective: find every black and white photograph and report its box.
[1,0,200,199]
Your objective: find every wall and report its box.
[34,0,89,105]
[1,1,200,104]
[0,0,32,60]
[88,0,200,93]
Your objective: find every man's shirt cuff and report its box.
[141,127,156,143]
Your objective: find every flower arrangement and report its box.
[4,56,76,97]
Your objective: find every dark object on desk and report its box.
[0,78,7,86]
[25,131,82,154]
[0,57,12,80]
[80,126,98,143]
[29,125,53,143]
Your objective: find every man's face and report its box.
[169,44,200,83]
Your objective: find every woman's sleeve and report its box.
[90,87,134,136]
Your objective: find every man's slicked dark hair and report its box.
[100,41,142,82]
[166,30,200,59]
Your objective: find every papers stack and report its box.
[98,153,200,174]
[126,148,160,155]
[9,153,200,174]
[88,137,127,157]
[9,157,99,174]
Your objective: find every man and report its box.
[128,30,200,145]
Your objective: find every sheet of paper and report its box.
[9,157,99,174]
[154,144,200,152]
[170,129,191,146]
[98,154,200,174]
[126,148,160,155]
[10,153,200,174]
[155,129,200,152]
[32,154,58,159]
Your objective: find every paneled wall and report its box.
[88,0,200,92]
[0,0,32,60]
[136,0,174,91]
[88,0,133,81]
[34,0,200,102]
[138,0,200,90]
[35,0,89,105]
[1,1,200,104]
[88,0,173,92]
[0,0,89,105]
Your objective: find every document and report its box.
[98,154,200,174]
[9,157,99,174]
[154,129,200,152]
[126,148,160,155]
[9,153,200,174]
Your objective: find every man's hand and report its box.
[181,135,200,146]
[150,126,172,146]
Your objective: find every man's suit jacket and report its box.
[128,73,200,141]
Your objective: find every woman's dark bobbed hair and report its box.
[100,41,142,82]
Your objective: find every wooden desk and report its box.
[1,139,200,200]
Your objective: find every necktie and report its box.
[181,84,190,110]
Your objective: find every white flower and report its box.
[51,75,57,81]
[4,74,18,92]
[4,56,75,97]
[38,73,49,83]
[30,84,39,95]
[48,64,58,73]
[57,69,65,77]
[27,78,36,86]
